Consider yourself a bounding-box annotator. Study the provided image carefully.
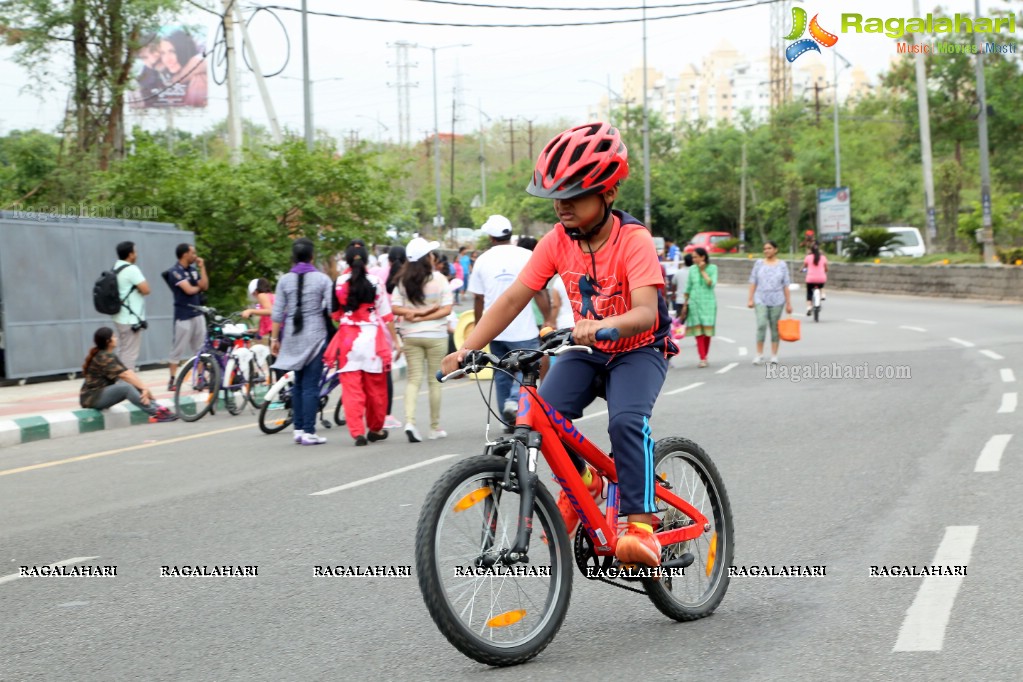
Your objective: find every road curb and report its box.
[0,397,193,448]
[0,364,406,448]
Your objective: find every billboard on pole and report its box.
[128,27,208,109]
[817,187,851,242]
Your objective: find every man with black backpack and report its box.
[100,241,150,372]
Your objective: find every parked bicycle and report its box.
[258,362,346,435]
[416,327,734,666]
[173,305,269,421]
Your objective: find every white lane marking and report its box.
[949,337,975,348]
[893,526,979,652]
[899,325,927,332]
[997,393,1018,414]
[716,363,738,375]
[665,382,705,396]
[975,435,1012,473]
[738,347,748,357]
[727,305,752,312]
[716,336,736,344]
[0,556,100,586]
[846,319,878,325]
[575,410,608,423]
[979,350,1004,360]
[1000,368,1016,383]
[309,455,457,496]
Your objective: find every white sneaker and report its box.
[429,429,448,440]
[383,415,402,429]
[293,430,305,443]
[752,356,763,366]
[405,423,422,443]
[300,433,327,445]
[770,356,779,365]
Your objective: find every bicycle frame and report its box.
[510,381,710,558]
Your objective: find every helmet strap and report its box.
[565,198,613,242]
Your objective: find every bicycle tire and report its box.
[415,454,572,667]
[333,395,346,426]
[223,360,246,416]
[174,354,221,422]
[245,356,272,409]
[813,306,820,323]
[258,375,293,435]
[642,436,733,622]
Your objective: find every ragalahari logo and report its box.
[785,8,839,62]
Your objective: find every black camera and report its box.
[132,320,149,333]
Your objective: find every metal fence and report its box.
[0,211,194,379]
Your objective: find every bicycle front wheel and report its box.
[643,436,733,621]
[415,455,572,667]
[223,360,246,416]
[174,354,221,422]
[258,375,293,434]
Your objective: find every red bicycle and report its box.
[416,328,733,666]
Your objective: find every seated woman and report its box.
[80,327,177,422]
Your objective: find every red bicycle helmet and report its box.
[526,122,629,200]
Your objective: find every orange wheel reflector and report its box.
[271,419,285,426]
[486,609,526,629]
[453,487,491,513]
[706,531,718,577]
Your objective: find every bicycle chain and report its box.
[573,527,648,595]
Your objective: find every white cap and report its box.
[406,237,440,262]
[481,215,513,239]
[247,278,260,300]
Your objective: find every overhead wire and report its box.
[256,0,783,28]
[410,0,759,11]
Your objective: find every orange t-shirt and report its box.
[518,211,675,355]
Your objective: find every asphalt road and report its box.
[2,285,1021,680]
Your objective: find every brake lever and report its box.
[551,344,593,356]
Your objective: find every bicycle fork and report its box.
[483,430,542,568]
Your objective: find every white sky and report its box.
[1,0,1017,143]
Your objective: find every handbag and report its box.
[778,316,801,342]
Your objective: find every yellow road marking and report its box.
[0,424,255,478]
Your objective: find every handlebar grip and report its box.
[435,370,444,382]
[595,328,620,342]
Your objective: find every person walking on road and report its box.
[747,240,792,365]
[468,215,552,428]
[326,242,400,446]
[80,327,176,422]
[270,238,334,446]
[111,241,150,372]
[167,243,209,390]
[390,237,454,442]
[683,247,718,368]
[802,244,829,314]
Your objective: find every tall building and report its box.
[604,42,873,130]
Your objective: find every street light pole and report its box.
[417,43,469,235]
[974,0,996,265]
[833,50,841,187]
[301,0,312,150]
[476,99,490,206]
[641,0,652,230]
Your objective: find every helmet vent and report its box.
[568,144,586,166]
[595,139,612,153]
[546,140,569,179]
[593,161,620,185]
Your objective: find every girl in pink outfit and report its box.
[324,243,400,446]
[802,244,829,315]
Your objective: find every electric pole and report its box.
[913,0,938,251]
[525,118,536,162]
[387,42,417,147]
[506,118,516,165]
[450,87,457,196]
[223,0,242,164]
[300,0,312,150]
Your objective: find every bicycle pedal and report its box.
[661,553,695,570]
[321,420,332,430]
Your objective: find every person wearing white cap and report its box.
[390,237,453,442]
[468,215,552,430]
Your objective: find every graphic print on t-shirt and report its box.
[565,271,626,320]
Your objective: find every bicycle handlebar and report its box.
[435,327,620,383]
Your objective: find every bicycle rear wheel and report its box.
[174,354,221,422]
[258,375,293,434]
[223,360,246,416]
[643,437,733,621]
[246,355,272,409]
[415,454,572,667]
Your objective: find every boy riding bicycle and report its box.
[441,122,678,567]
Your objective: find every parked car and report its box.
[880,226,926,258]
[684,231,738,254]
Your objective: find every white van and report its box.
[881,227,926,257]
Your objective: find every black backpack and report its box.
[93,264,132,315]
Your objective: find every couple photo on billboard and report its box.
[128,27,207,109]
